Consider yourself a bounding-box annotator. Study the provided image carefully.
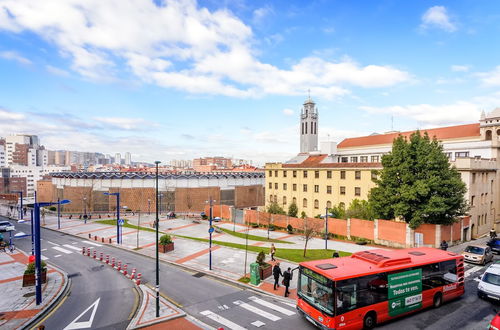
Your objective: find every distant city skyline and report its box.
[0,1,499,163]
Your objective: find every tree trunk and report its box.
[303,239,308,257]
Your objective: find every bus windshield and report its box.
[298,267,334,315]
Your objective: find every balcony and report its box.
[452,157,498,171]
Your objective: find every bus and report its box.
[297,247,464,330]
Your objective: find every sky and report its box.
[0,0,499,165]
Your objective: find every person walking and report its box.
[273,262,283,290]
[270,243,276,261]
[332,250,340,258]
[490,228,497,239]
[440,240,448,251]
[283,267,292,297]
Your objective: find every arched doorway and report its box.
[486,130,492,140]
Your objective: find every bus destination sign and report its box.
[388,269,422,316]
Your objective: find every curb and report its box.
[21,262,71,330]
[42,224,297,305]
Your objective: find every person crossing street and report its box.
[273,262,283,290]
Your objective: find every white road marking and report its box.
[63,244,83,251]
[41,255,49,260]
[54,255,62,258]
[64,297,100,330]
[41,249,47,251]
[47,241,60,246]
[234,300,281,321]
[83,241,102,247]
[248,296,295,316]
[281,302,296,308]
[52,246,72,254]
[72,242,78,245]
[464,265,482,278]
[474,278,480,282]
[200,310,247,330]
[251,320,266,327]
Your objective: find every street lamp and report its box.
[321,208,333,250]
[34,199,71,305]
[83,197,87,224]
[154,160,161,318]
[206,197,216,271]
[104,192,121,244]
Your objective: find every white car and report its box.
[478,263,500,301]
[0,221,15,232]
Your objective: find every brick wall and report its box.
[350,218,375,240]
[37,180,56,203]
[203,204,232,219]
[414,224,437,246]
[377,220,407,245]
[235,185,264,208]
[175,187,220,212]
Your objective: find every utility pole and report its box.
[155,160,161,318]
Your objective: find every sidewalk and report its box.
[0,249,68,329]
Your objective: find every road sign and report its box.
[118,219,124,226]
[208,227,214,234]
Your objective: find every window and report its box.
[275,170,278,177]
[492,180,495,193]
[350,156,358,163]
[269,194,273,202]
[303,198,308,207]
[371,155,379,162]
[341,157,348,163]
[472,173,476,184]
[360,156,368,163]
[445,152,452,159]
[269,182,272,189]
[293,170,297,178]
[293,184,297,191]
[293,197,297,204]
[486,130,493,140]
[326,201,332,208]
[314,199,319,209]
[335,273,388,315]
[274,195,277,203]
[303,184,308,192]
[371,171,377,180]
[283,183,287,190]
[340,186,346,195]
[303,170,308,178]
[275,183,278,189]
[471,195,475,206]
[355,187,361,196]
[314,185,319,193]
[298,269,334,316]
[340,171,346,179]
[283,196,287,205]
[355,171,361,180]
[315,170,320,179]
[455,151,469,158]
[283,171,287,178]
[269,170,272,177]
[327,186,332,194]
[327,171,332,179]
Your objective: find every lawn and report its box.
[215,226,293,244]
[173,234,351,263]
[96,219,158,234]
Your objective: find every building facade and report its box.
[300,97,318,153]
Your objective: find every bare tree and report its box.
[303,218,321,257]
[186,191,193,216]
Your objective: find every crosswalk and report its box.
[40,240,102,260]
[199,296,296,329]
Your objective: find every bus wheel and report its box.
[433,293,443,308]
[363,312,377,329]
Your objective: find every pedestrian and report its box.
[273,262,283,290]
[490,228,497,239]
[332,250,340,258]
[270,243,276,261]
[283,267,292,297]
[69,214,72,219]
[440,240,448,251]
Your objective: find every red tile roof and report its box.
[338,123,480,149]
[282,155,381,168]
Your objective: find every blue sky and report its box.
[0,0,499,165]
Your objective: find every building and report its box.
[5,134,45,166]
[266,99,500,239]
[115,153,121,165]
[124,152,131,165]
[0,140,5,167]
[9,165,71,197]
[0,168,26,195]
[300,97,319,153]
[193,157,233,171]
[37,171,265,214]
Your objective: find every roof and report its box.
[49,171,265,180]
[338,123,480,149]
[282,155,381,169]
[300,247,460,280]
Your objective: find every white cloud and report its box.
[421,6,456,32]
[477,66,500,86]
[451,65,469,72]
[252,6,273,25]
[0,50,31,64]
[46,65,70,77]
[283,108,294,116]
[93,117,159,130]
[0,0,410,98]
[360,101,480,126]
[0,108,26,120]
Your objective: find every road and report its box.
[8,216,500,329]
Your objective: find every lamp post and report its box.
[83,197,87,224]
[154,161,161,318]
[57,197,61,230]
[321,208,333,250]
[33,199,71,305]
[104,192,121,244]
[206,197,216,271]
[148,199,151,215]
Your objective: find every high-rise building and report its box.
[5,134,46,166]
[0,140,6,167]
[115,153,121,165]
[125,152,131,165]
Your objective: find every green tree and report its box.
[345,199,375,220]
[369,131,468,229]
[287,202,298,217]
[329,203,346,219]
[266,202,285,215]
[300,211,307,219]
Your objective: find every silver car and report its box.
[0,221,15,232]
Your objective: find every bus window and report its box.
[440,260,458,283]
[298,268,334,315]
[336,274,388,315]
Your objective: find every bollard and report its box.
[130,268,136,279]
[87,248,91,257]
[117,261,122,271]
[111,257,115,268]
[94,235,98,241]
[102,237,105,243]
[88,233,91,239]
[109,238,112,244]
[93,250,97,259]
[82,247,86,255]
[106,255,110,264]
[99,252,103,261]
[136,273,142,285]
[123,264,128,276]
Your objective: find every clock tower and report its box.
[300,96,319,153]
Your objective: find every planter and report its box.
[159,242,174,253]
[259,263,272,280]
[22,271,47,287]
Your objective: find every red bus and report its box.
[297,247,464,330]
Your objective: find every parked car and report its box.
[479,264,500,302]
[487,238,500,254]
[0,221,15,232]
[462,245,494,265]
[489,310,500,330]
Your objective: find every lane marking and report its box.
[42,249,47,252]
[251,320,266,328]
[63,244,83,251]
[52,246,72,254]
[54,255,62,258]
[281,302,296,308]
[41,255,49,261]
[248,296,295,316]
[200,310,247,330]
[72,242,78,245]
[64,297,100,330]
[47,241,60,246]
[464,265,482,278]
[83,241,102,247]
[234,300,281,321]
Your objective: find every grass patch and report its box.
[238,276,251,284]
[216,227,293,244]
[96,219,158,234]
[173,234,351,263]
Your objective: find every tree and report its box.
[288,202,298,217]
[345,199,374,220]
[300,211,307,219]
[267,202,285,215]
[303,218,321,257]
[369,131,468,229]
[328,203,346,219]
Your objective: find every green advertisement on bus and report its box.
[388,269,422,316]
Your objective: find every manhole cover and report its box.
[192,272,205,278]
[23,292,35,298]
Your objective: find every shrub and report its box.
[159,234,173,245]
[49,206,57,212]
[287,202,298,217]
[126,208,132,212]
[24,261,47,275]
[256,251,266,266]
[300,211,307,219]
[287,224,293,233]
[267,202,286,215]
